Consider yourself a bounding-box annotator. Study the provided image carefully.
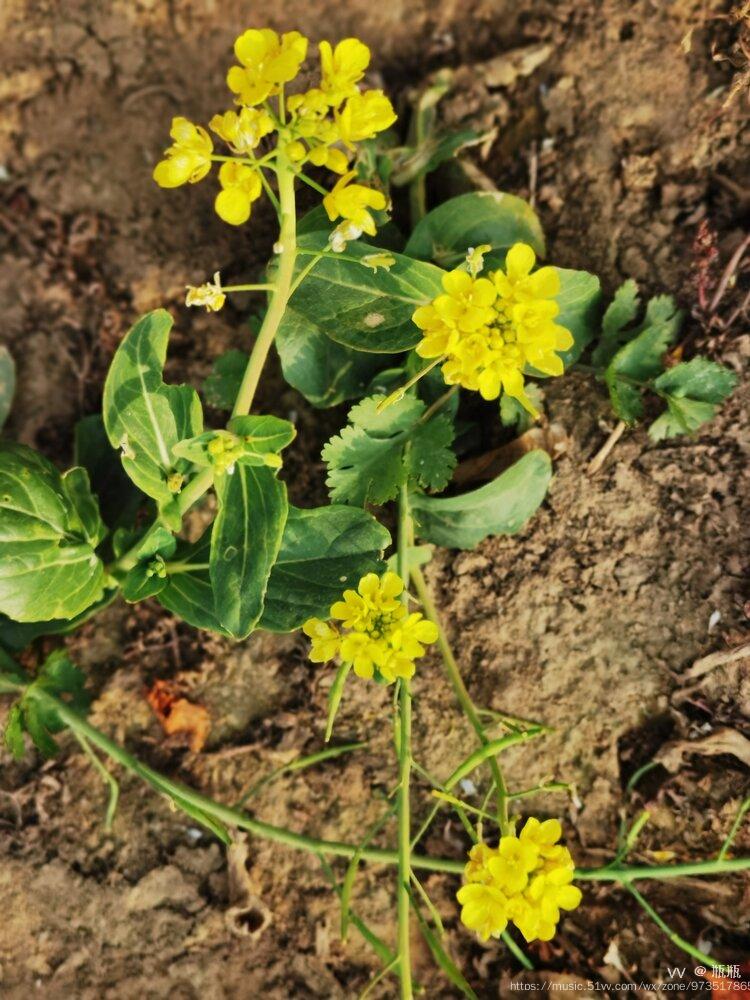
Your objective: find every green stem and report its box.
[232,155,297,417]
[73,731,119,831]
[626,884,715,966]
[396,484,414,999]
[411,566,510,833]
[222,283,275,293]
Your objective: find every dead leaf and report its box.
[453,423,569,486]
[656,728,750,772]
[479,43,553,89]
[146,679,210,753]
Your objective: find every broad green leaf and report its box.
[211,465,288,638]
[157,531,229,636]
[276,320,393,408]
[61,467,107,548]
[259,505,391,632]
[0,442,107,622]
[410,449,552,549]
[278,234,444,354]
[591,279,641,368]
[323,394,455,506]
[202,349,248,410]
[653,357,737,403]
[604,303,681,423]
[0,345,15,430]
[74,414,144,530]
[227,415,296,455]
[551,268,602,369]
[103,309,203,507]
[0,591,118,653]
[404,191,545,270]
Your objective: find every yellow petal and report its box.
[215,188,251,226]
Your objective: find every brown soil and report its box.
[1,1,749,997]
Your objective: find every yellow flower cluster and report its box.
[413,244,573,417]
[153,29,394,231]
[457,818,582,944]
[302,572,438,683]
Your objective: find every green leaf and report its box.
[211,465,288,638]
[61,467,107,548]
[74,414,145,530]
[202,349,248,410]
[156,531,229,636]
[120,527,176,603]
[226,415,296,455]
[591,279,641,368]
[36,650,89,716]
[653,357,737,403]
[276,320,393,408]
[278,234,444,354]
[4,703,25,758]
[648,396,719,441]
[0,442,107,622]
[0,345,16,430]
[552,268,603,368]
[410,449,552,549]
[404,191,545,270]
[103,309,203,507]
[0,591,118,653]
[259,505,391,632]
[323,394,455,506]
[604,301,682,423]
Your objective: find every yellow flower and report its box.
[302,571,436,685]
[458,817,581,945]
[227,28,308,106]
[153,117,213,188]
[413,243,573,418]
[185,271,225,312]
[336,90,397,146]
[209,107,275,153]
[214,161,262,225]
[307,144,349,174]
[456,883,510,941]
[319,38,371,106]
[323,170,387,237]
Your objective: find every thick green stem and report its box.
[396,485,413,999]
[411,566,510,833]
[232,157,297,417]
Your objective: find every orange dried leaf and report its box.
[146,679,210,753]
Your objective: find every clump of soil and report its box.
[1,1,748,996]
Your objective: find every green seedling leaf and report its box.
[259,505,390,632]
[0,442,107,622]
[0,345,16,430]
[591,279,641,369]
[323,394,456,506]
[603,296,682,423]
[103,309,203,510]
[74,414,144,530]
[202,349,248,410]
[277,233,444,355]
[211,465,288,638]
[326,661,352,742]
[410,449,552,549]
[405,191,545,270]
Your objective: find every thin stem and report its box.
[222,283,275,293]
[288,252,324,297]
[232,155,297,417]
[626,884,715,966]
[718,797,750,861]
[298,171,328,195]
[396,483,414,999]
[73,730,119,831]
[420,385,458,424]
[411,566,510,833]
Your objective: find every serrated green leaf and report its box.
[0,345,16,430]
[211,465,288,638]
[103,310,203,507]
[37,650,89,716]
[648,396,718,441]
[23,701,60,757]
[61,467,107,548]
[4,704,25,758]
[202,349,248,410]
[74,414,145,530]
[410,449,552,549]
[591,279,641,368]
[278,234,444,355]
[405,191,545,270]
[323,394,454,506]
[259,505,390,632]
[408,415,457,491]
[653,357,737,403]
[0,442,107,622]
